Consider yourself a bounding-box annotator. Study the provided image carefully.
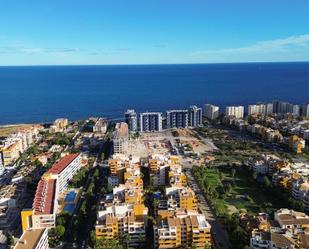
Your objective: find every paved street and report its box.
[186,169,231,249]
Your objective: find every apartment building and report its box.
[248,103,273,116]
[95,203,148,247]
[148,156,170,187]
[0,184,26,232]
[225,106,244,119]
[289,135,306,154]
[49,118,68,133]
[247,124,283,143]
[0,125,42,167]
[0,155,4,175]
[246,154,281,175]
[154,210,212,249]
[273,101,300,116]
[250,209,309,249]
[168,157,187,187]
[203,104,219,120]
[0,142,20,167]
[108,155,139,187]
[93,118,108,133]
[140,112,163,132]
[166,110,189,128]
[125,109,138,132]
[302,104,309,117]
[113,122,129,154]
[21,153,81,231]
[21,177,58,231]
[45,153,82,193]
[166,186,198,211]
[14,228,49,249]
[275,208,309,229]
[188,105,203,127]
[292,181,309,212]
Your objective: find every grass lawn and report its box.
[201,165,290,215]
[203,168,220,188]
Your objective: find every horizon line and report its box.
[1,60,309,67]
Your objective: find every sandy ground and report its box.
[0,124,34,137]
[127,128,217,159]
[127,131,171,157]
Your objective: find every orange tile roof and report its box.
[48,153,79,174]
[33,178,56,215]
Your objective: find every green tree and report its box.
[55,225,65,238]
[100,152,105,162]
[263,176,271,188]
[6,234,14,246]
[252,171,258,180]
[33,159,43,167]
[204,244,212,249]
[231,168,236,178]
[95,238,123,249]
[56,211,70,227]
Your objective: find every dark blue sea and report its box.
[0,63,309,125]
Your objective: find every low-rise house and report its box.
[289,135,306,154]
[93,118,108,133]
[250,209,309,249]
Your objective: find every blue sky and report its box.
[1,0,309,65]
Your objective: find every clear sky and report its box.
[1,0,309,65]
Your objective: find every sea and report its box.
[0,62,309,125]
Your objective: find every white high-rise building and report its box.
[188,105,203,127]
[248,103,273,116]
[293,105,300,116]
[225,106,244,119]
[204,104,219,120]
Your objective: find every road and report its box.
[186,169,231,249]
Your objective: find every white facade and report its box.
[204,104,219,120]
[225,106,244,119]
[248,103,273,116]
[49,154,82,193]
[250,232,270,249]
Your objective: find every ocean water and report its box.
[0,63,309,125]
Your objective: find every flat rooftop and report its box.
[14,229,45,249]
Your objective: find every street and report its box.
[186,169,231,249]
